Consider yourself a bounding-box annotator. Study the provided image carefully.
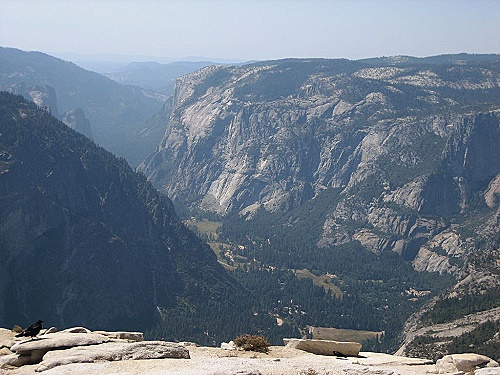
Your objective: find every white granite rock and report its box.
[36,341,190,372]
[283,338,361,356]
[11,333,110,355]
[220,340,236,350]
[436,353,499,374]
[93,331,143,342]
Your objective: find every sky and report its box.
[1,0,500,63]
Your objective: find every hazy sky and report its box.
[1,0,499,62]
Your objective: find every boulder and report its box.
[436,353,499,374]
[6,332,111,367]
[283,338,361,356]
[221,341,236,350]
[11,333,111,355]
[36,341,190,371]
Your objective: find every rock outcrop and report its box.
[436,353,499,374]
[61,107,93,140]
[4,325,496,375]
[283,338,362,356]
[0,326,189,372]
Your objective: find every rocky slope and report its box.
[140,55,500,354]
[0,92,240,334]
[0,47,164,166]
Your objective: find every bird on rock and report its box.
[15,320,44,339]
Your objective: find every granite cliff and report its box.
[141,56,500,266]
[140,55,500,355]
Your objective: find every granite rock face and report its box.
[141,57,500,269]
[61,107,93,140]
[283,338,362,357]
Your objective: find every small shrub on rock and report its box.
[234,334,270,353]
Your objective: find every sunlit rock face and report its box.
[142,58,500,219]
[141,57,500,264]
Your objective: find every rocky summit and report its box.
[0,326,498,375]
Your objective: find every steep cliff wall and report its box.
[141,58,500,265]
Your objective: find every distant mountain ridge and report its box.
[103,61,217,95]
[0,47,164,167]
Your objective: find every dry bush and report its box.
[234,334,270,353]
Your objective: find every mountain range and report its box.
[103,61,216,95]
[0,47,165,167]
[1,49,499,359]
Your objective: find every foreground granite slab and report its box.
[283,338,362,356]
[11,333,110,355]
[36,341,190,372]
[4,346,440,375]
[2,333,111,368]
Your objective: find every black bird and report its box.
[15,320,44,339]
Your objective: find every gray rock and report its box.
[283,338,361,356]
[436,353,499,374]
[11,333,110,356]
[36,341,190,371]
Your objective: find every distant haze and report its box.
[1,0,499,62]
